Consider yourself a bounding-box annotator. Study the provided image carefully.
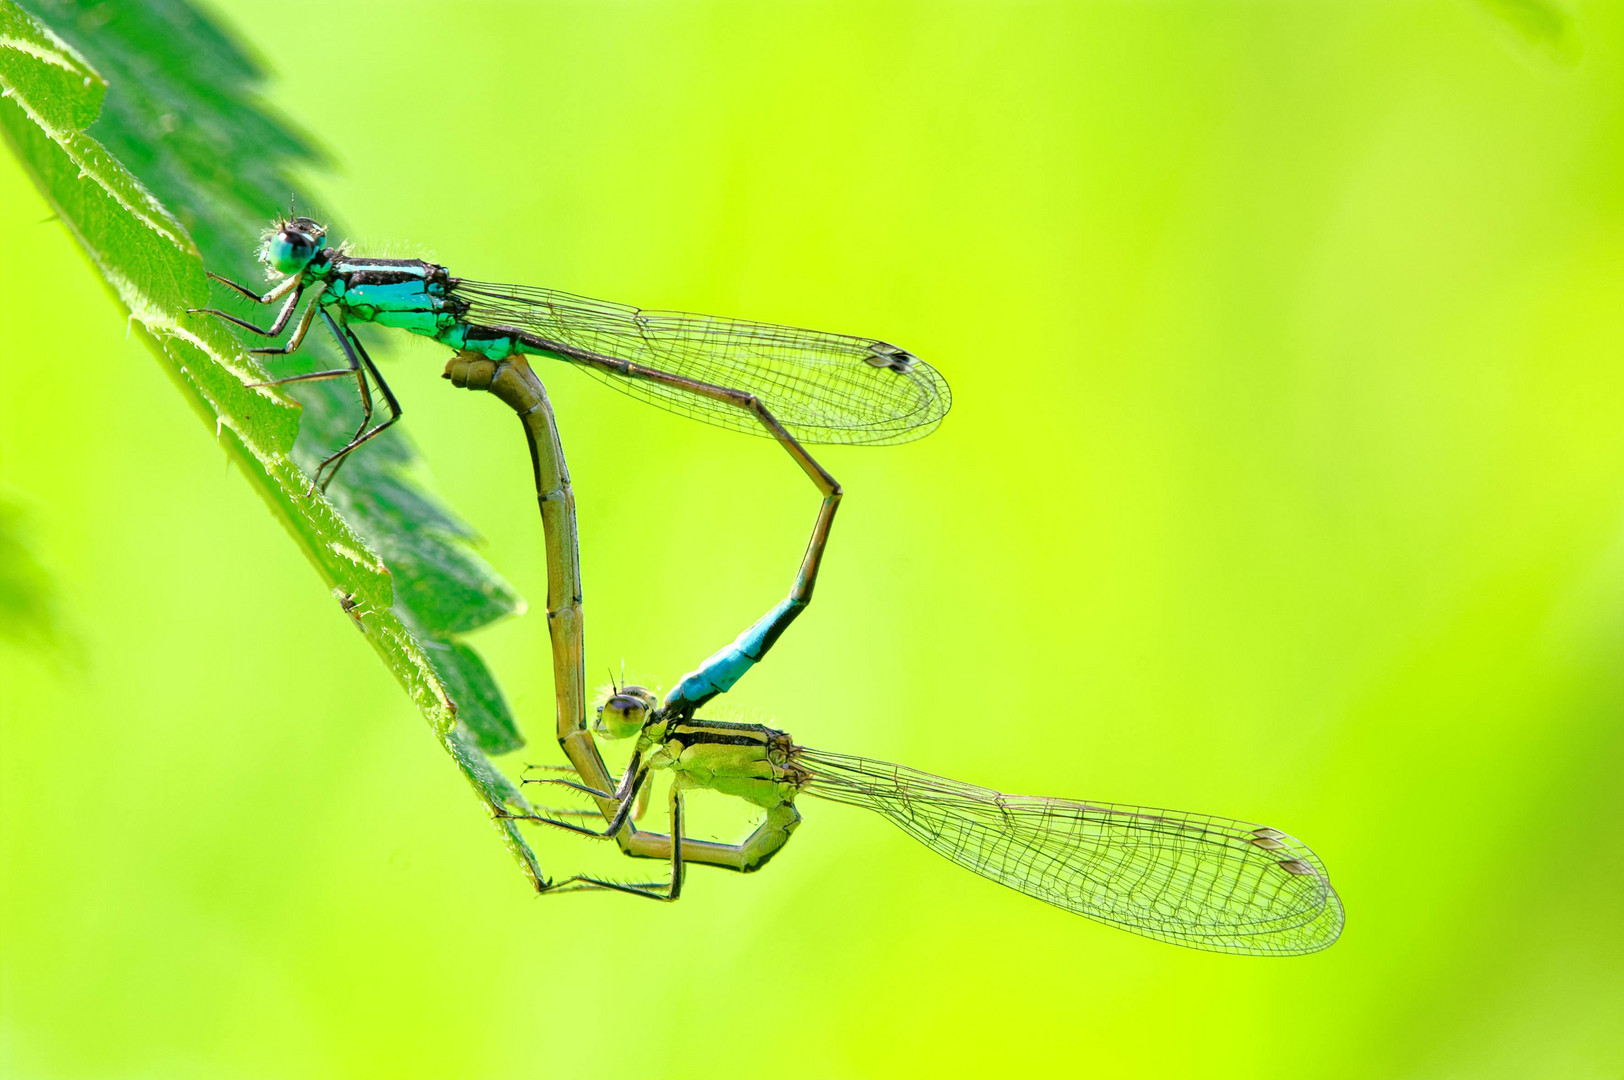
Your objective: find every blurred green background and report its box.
[4,1,1623,1076]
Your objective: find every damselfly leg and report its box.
[189,270,301,334]
[520,783,691,902]
[518,762,652,821]
[304,311,401,491]
[504,733,801,900]
[191,270,402,491]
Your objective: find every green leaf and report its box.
[0,0,544,883]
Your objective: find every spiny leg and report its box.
[188,274,306,337]
[192,279,392,496]
[519,762,653,820]
[192,274,368,475]
[502,762,678,898]
[245,290,323,356]
[541,783,687,901]
[203,270,299,305]
[526,776,654,823]
[249,304,363,397]
[191,276,334,388]
[226,305,369,496]
[308,311,403,492]
[191,272,401,495]
[508,753,650,839]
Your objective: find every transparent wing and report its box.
[450,281,950,446]
[795,748,1343,955]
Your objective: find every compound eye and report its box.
[278,227,316,263]
[594,685,657,739]
[264,226,318,274]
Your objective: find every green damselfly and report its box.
[505,684,1344,957]
[191,216,949,492]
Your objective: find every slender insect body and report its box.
[195,215,949,490]
[303,253,622,366]
[512,682,1343,953]
[196,217,1343,954]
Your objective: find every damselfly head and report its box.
[258,216,328,276]
[594,685,657,740]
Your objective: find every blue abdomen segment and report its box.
[433,322,524,360]
[666,598,804,711]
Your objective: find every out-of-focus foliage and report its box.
[1477,0,1582,62]
[0,0,541,873]
[0,497,62,649]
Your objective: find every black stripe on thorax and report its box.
[666,719,776,750]
[331,257,453,288]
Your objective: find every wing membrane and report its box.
[451,281,950,446]
[796,748,1343,955]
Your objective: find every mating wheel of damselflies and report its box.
[196,215,949,875]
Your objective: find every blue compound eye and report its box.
[264,219,325,274]
[270,230,312,270]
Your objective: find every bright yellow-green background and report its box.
[4,2,1624,1076]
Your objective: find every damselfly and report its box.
[505,684,1345,957]
[191,216,949,491]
